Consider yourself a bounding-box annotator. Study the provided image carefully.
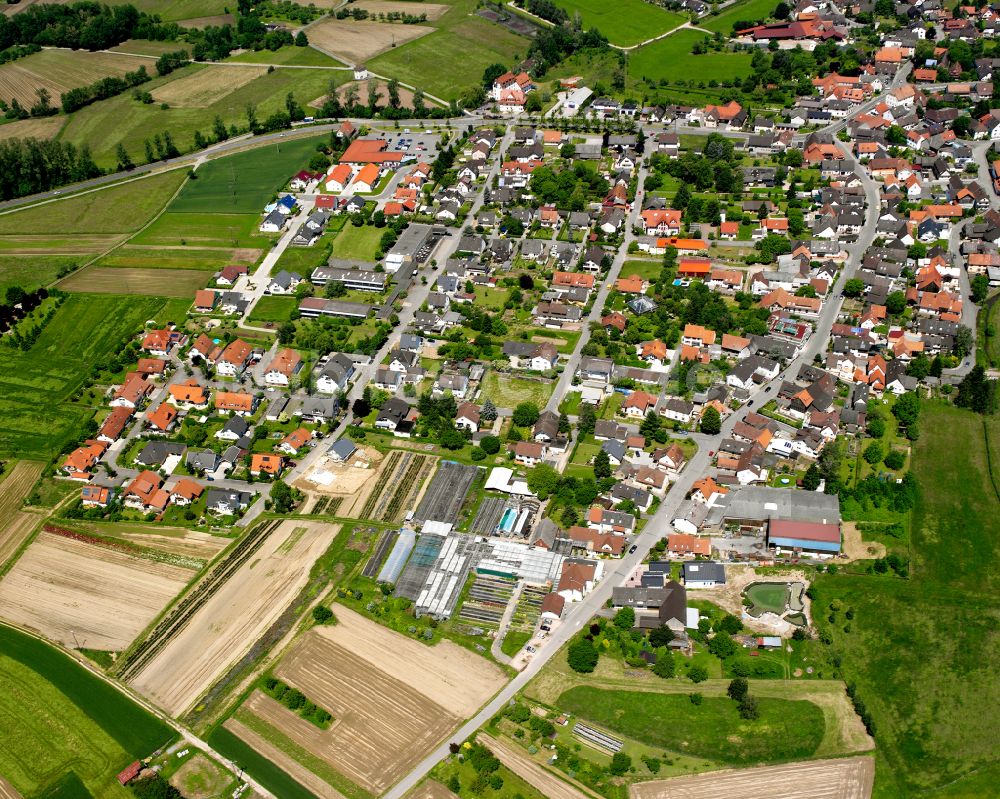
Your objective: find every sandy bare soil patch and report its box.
[630,756,875,799]
[353,1,449,18]
[314,605,504,716]
[330,78,416,107]
[130,520,338,716]
[153,64,266,107]
[307,18,433,64]
[294,445,382,498]
[0,461,44,569]
[0,116,64,142]
[225,717,348,799]
[0,531,194,651]
[407,781,460,799]
[841,522,886,561]
[478,734,592,799]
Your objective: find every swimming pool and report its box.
[499,507,517,533]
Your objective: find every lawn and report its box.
[629,29,753,84]
[0,170,186,236]
[479,373,554,409]
[0,624,174,799]
[0,294,185,458]
[744,582,788,614]
[813,403,1000,798]
[620,260,661,281]
[368,16,527,101]
[0,255,83,294]
[701,0,779,33]
[557,686,824,764]
[128,0,231,21]
[171,135,326,214]
[501,630,532,657]
[247,295,298,324]
[552,0,684,46]
[328,224,385,262]
[976,291,1000,369]
[59,65,343,168]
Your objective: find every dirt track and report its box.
[0,775,23,799]
[0,531,193,651]
[629,756,875,799]
[130,521,337,715]
[478,734,594,799]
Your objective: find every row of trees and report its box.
[0,2,175,52]
[0,137,101,201]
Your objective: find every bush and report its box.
[727,677,749,702]
[609,751,632,775]
[738,694,759,720]
[883,450,905,470]
[567,636,599,673]
[311,605,335,624]
[688,665,709,683]
[652,652,675,678]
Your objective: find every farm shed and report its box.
[767,518,842,555]
[378,528,417,584]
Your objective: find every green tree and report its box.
[512,401,540,427]
[648,625,674,648]
[271,480,294,513]
[842,278,864,298]
[688,664,709,683]
[578,404,596,436]
[312,605,334,624]
[593,448,612,479]
[863,440,883,464]
[738,694,759,720]
[613,606,635,630]
[801,463,821,490]
[609,752,632,776]
[481,398,498,421]
[567,637,599,673]
[480,435,501,454]
[295,30,308,46]
[885,291,907,316]
[700,405,721,435]
[708,632,737,658]
[526,463,560,499]
[652,652,675,678]
[883,450,905,470]
[727,677,749,701]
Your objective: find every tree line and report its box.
[0,2,176,51]
[0,138,100,201]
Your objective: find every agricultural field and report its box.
[0,48,150,106]
[130,211,263,249]
[356,450,436,522]
[0,170,186,237]
[62,520,228,561]
[701,0,779,34]
[128,520,338,716]
[369,16,528,101]
[552,0,684,46]
[0,624,173,799]
[227,45,345,66]
[0,460,45,570]
[813,404,1000,798]
[0,294,186,459]
[0,528,197,652]
[557,686,825,764]
[478,372,554,409]
[631,757,875,799]
[127,0,232,22]
[247,295,298,324]
[58,66,343,167]
[58,265,212,296]
[170,135,326,214]
[629,29,753,84]
[153,64,268,107]
[307,17,435,64]
[227,606,505,796]
[90,244,259,274]
[0,254,83,294]
[0,115,65,141]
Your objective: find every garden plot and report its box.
[307,17,434,63]
[232,606,505,795]
[478,734,590,799]
[128,520,337,716]
[629,756,875,799]
[0,529,195,652]
[357,450,436,523]
[413,461,479,525]
[293,444,383,516]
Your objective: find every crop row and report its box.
[358,450,403,520]
[115,520,280,680]
[383,455,432,522]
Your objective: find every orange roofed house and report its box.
[169,379,209,408]
[215,391,257,416]
[339,138,404,167]
[250,453,285,477]
[264,348,303,387]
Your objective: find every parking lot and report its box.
[371,127,443,160]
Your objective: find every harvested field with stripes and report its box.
[0,529,196,651]
[58,265,212,297]
[230,606,505,795]
[629,756,875,799]
[0,48,150,106]
[126,520,338,716]
[0,460,45,569]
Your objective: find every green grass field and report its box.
[479,373,554,409]
[59,65,343,168]
[94,246,246,272]
[629,29,753,83]
[247,295,297,324]
[814,404,1000,797]
[328,224,384,262]
[701,0,779,33]
[227,46,344,67]
[206,726,320,799]
[0,625,173,799]
[170,136,325,214]
[620,260,661,280]
[0,255,83,294]
[744,582,788,614]
[558,686,824,764]
[0,171,186,236]
[128,0,231,21]
[976,292,1000,369]
[552,0,684,46]
[0,294,186,458]
[130,211,262,249]
[369,16,527,101]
